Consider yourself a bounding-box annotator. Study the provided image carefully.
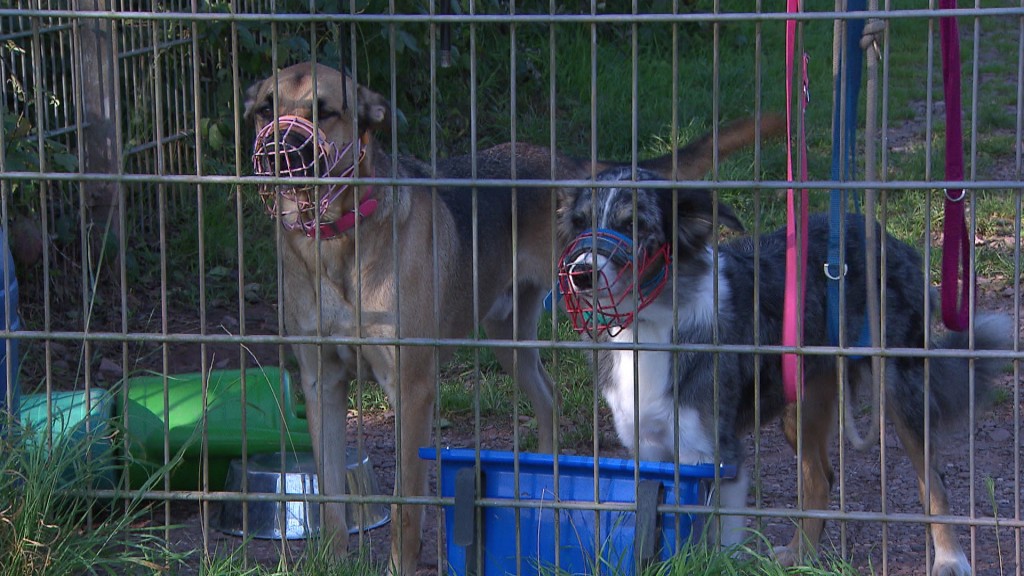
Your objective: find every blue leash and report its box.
[826,0,872,352]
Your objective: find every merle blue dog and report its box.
[556,123,1010,576]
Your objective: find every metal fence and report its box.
[1,1,1021,575]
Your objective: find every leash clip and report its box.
[823,262,848,281]
[802,53,811,104]
[945,188,966,203]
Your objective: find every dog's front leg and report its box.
[295,345,351,559]
[715,467,751,549]
[384,347,438,576]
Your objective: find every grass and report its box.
[428,0,1022,453]
[7,0,1022,574]
[350,3,1018,572]
[156,184,280,312]
[0,406,845,576]
[0,411,867,576]
[984,476,1007,576]
[197,539,380,576]
[511,523,874,576]
[655,540,869,576]
[0,407,388,575]
[2,406,879,576]
[0,411,186,575]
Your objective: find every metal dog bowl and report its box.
[215,450,390,540]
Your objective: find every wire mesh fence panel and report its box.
[0,2,1021,576]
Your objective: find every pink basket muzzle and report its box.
[252,115,365,231]
[556,229,671,337]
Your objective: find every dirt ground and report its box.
[11,205,1021,576]
[111,284,1019,576]
[13,166,1023,575]
[14,146,1024,576]
[12,18,1024,576]
[159,373,1021,576]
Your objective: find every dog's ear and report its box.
[671,190,745,254]
[243,80,264,122]
[714,200,744,233]
[355,85,390,131]
[555,188,583,247]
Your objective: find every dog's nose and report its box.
[253,116,332,179]
[568,262,594,291]
[266,129,320,175]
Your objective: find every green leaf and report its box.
[51,152,78,172]
[208,123,225,151]
[3,147,38,172]
[395,28,419,54]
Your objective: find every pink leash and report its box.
[939,0,971,331]
[782,0,810,403]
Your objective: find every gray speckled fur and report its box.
[559,170,1011,469]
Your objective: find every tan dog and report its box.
[245,61,782,574]
[245,62,573,574]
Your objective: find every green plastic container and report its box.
[19,389,116,488]
[120,367,312,490]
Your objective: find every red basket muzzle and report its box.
[556,229,671,337]
[252,115,366,231]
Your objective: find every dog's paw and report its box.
[932,553,972,576]
[771,545,802,568]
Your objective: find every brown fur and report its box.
[246,63,577,575]
[639,115,787,179]
[246,62,787,574]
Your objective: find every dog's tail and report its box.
[896,313,1012,439]
[639,114,786,180]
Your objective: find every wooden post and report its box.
[76,0,120,243]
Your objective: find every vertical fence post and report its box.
[76,0,120,244]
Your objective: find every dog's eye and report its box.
[616,220,641,237]
[255,103,273,119]
[315,99,338,120]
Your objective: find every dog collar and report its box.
[299,184,378,239]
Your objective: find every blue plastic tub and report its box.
[0,227,21,425]
[420,447,735,576]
